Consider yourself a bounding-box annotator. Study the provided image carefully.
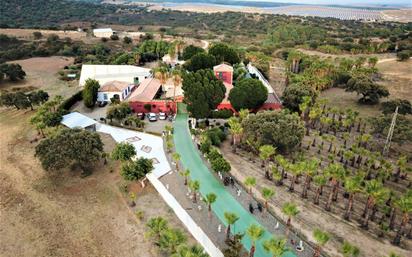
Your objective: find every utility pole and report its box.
[383,106,398,156]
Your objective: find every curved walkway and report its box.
[173,111,296,257]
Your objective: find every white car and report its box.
[148,113,157,122]
[159,112,167,120]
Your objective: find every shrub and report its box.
[110,34,119,40]
[59,90,83,111]
[210,108,233,119]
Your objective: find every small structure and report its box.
[213,63,233,85]
[79,65,151,87]
[93,28,115,38]
[128,78,176,113]
[162,54,185,67]
[97,81,134,103]
[61,112,97,131]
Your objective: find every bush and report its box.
[205,127,226,146]
[381,99,412,115]
[397,50,411,61]
[59,90,83,111]
[210,108,233,119]
[110,34,119,40]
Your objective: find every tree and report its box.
[0,90,48,110]
[261,187,275,211]
[106,102,132,122]
[0,63,26,81]
[211,157,231,175]
[346,75,389,104]
[313,175,327,205]
[154,66,170,84]
[123,36,132,44]
[343,176,363,220]
[182,45,205,60]
[111,142,136,162]
[228,117,243,151]
[172,244,208,257]
[242,110,305,152]
[397,50,411,61]
[301,158,320,198]
[313,229,330,257]
[189,180,200,203]
[282,83,317,113]
[172,152,181,170]
[224,212,239,240]
[179,169,190,186]
[246,224,265,257]
[370,114,412,145]
[341,241,360,257]
[229,78,268,111]
[120,158,153,182]
[33,31,42,39]
[392,192,412,245]
[35,128,103,173]
[184,53,216,72]
[282,202,299,236]
[203,193,217,218]
[82,78,100,108]
[223,233,245,257]
[244,177,256,194]
[367,56,378,68]
[171,69,182,103]
[324,163,346,211]
[146,216,168,241]
[158,227,187,254]
[209,43,240,65]
[381,99,412,115]
[182,69,226,119]
[262,236,288,257]
[362,179,388,229]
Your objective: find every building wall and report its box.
[93,31,113,38]
[97,86,133,102]
[214,71,233,85]
[129,100,177,114]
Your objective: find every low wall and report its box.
[146,173,224,257]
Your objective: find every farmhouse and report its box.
[79,65,151,87]
[97,81,134,103]
[214,63,282,112]
[128,78,177,113]
[93,28,115,38]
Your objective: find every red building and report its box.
[128,78,177,113]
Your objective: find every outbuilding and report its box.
[97,81,134,103]
[61,112,97,131]
[93,28,115,38]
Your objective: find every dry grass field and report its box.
[0,57,193,257]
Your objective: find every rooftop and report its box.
[99,81,131,92]
[213,63,233,72]
[61,112,97,129]
[93,28,113,33]
[128,78,162,102]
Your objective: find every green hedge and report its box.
[59,90,82,111]
[210,108,233,119]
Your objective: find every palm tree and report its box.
[262,236,288,257]
[224,212,239,240]
[313,175,327,205]
[288,162,303,192]
[259,145,276,178]
[341,241,360,257]
[245,177,256,194]
[228,117,243,151]
[246,224,265,257]
[171,69,182,104]
[362,179,388,229]
[172,152,181,171]
[302,158,320,198]
[179,169,190,186]
[146,216,168,240]
[394,155,407,182]
[282,202,299,236]
[154,66,169,84]
[189,180,200,203]
[158,227,187,254]
[172,244,208,257]
[343,176,363,221]
[238,108,249,123]
[203,193,217,218]
[324,163,346,211]
[274,155,289,186]
[313,229,330,257]
[392,192,412,245]
[261,187,275,211]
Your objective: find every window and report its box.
[218,72,223,79]
[103,94,108,100]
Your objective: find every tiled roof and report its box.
[99,81,130,92]
[213,63,233,72]
[128,78,162,102]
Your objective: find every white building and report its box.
[93,28,115,38]
[61,112,97,131]
[162,54,185,67]
[97,81,134,103]
[79,64,152,87]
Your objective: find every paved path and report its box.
[173,110,296,257]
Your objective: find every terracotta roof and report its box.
[99,81,130,92]
[128,78,162,102]
[213,63,233,72]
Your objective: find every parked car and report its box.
[148,113,157,122]
[137,112,145,120]
[159,112,167,120]
[98,101,107,107]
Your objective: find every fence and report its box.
[146,173,224,257]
